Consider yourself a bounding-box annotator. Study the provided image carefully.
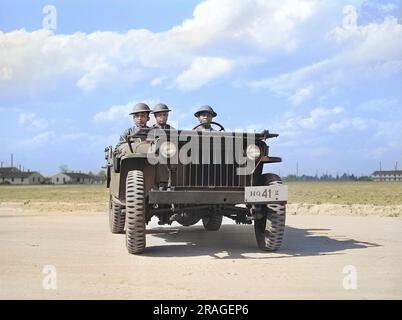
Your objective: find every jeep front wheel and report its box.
[125,170,146,254]
[254,173,286,251]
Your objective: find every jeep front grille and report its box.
[173,137,253,188]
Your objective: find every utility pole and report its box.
[296,162,299,178]
[380,161,382,182]
[11,153,13,168]
[395,162,398,182]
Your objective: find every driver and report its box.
[194,105,218,131]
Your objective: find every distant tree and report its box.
[284,172,373,182]
[358,176,373,181]
[284,174,297,182]
[98,170,106,177]
[59,164,69,173]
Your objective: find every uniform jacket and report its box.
[195,123,215,131]
[152,123,174,130]
[117,124,149,146]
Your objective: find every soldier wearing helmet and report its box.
[151,103,174,129]
[194,105,217,131]
[117,102,151,145]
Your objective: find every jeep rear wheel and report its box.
[109,195,125,234]
[202,214,223,231]
[254,173,286,251]
[125,170,146,254]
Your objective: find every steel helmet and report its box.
[129,103,151,115]
[194,105,217,118]
[152,103,171,114]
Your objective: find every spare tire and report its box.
[202,214,223,231]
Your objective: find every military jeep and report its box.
[104,124,287,254]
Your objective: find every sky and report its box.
[0,0,401,176]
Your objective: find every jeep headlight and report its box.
[160,141,177,158]
[246,144,261,160]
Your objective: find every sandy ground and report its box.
[1,209,401,300]
[1,201,401,217]
[287,203,402,217]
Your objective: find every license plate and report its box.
[244,185,288,203]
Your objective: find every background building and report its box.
[372,170,402,182]
[0,167,45,185]
[51,172,104,184]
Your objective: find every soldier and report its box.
[194,105,217,131]
[117,102,151,145]
[151,103,174,129]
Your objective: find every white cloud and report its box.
[249,15,402,101]
[358,98,399,112]
[0,0,323,94]
[361,1,398,14]
[175,57,234,91]
[380,3,397,13]
[298,106,343,129]
[151,77,166,87]
[94,99,157,123]
[329,16,402,60]
[170,0,316,51]
[0,67,13,80]
[1,1,400,99]
[86,133,121,151]
[271,101,400,163]
[18,113,35,124]
[271,105,350,147]
[278,106,344,134]
[18,112,48,131]
[368,120,402,157]
[289,85,314,105]
[76,63,117,92]
[93,102,133,123]
[277,105,375,142]
[59,133,86,141]
[250,59,330,92]
[19,131,55,148]
[328,117,368,133]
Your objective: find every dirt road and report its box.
[1,212,401,299]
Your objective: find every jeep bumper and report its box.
[148,185,288,205]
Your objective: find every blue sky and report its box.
[1,0,401,176]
